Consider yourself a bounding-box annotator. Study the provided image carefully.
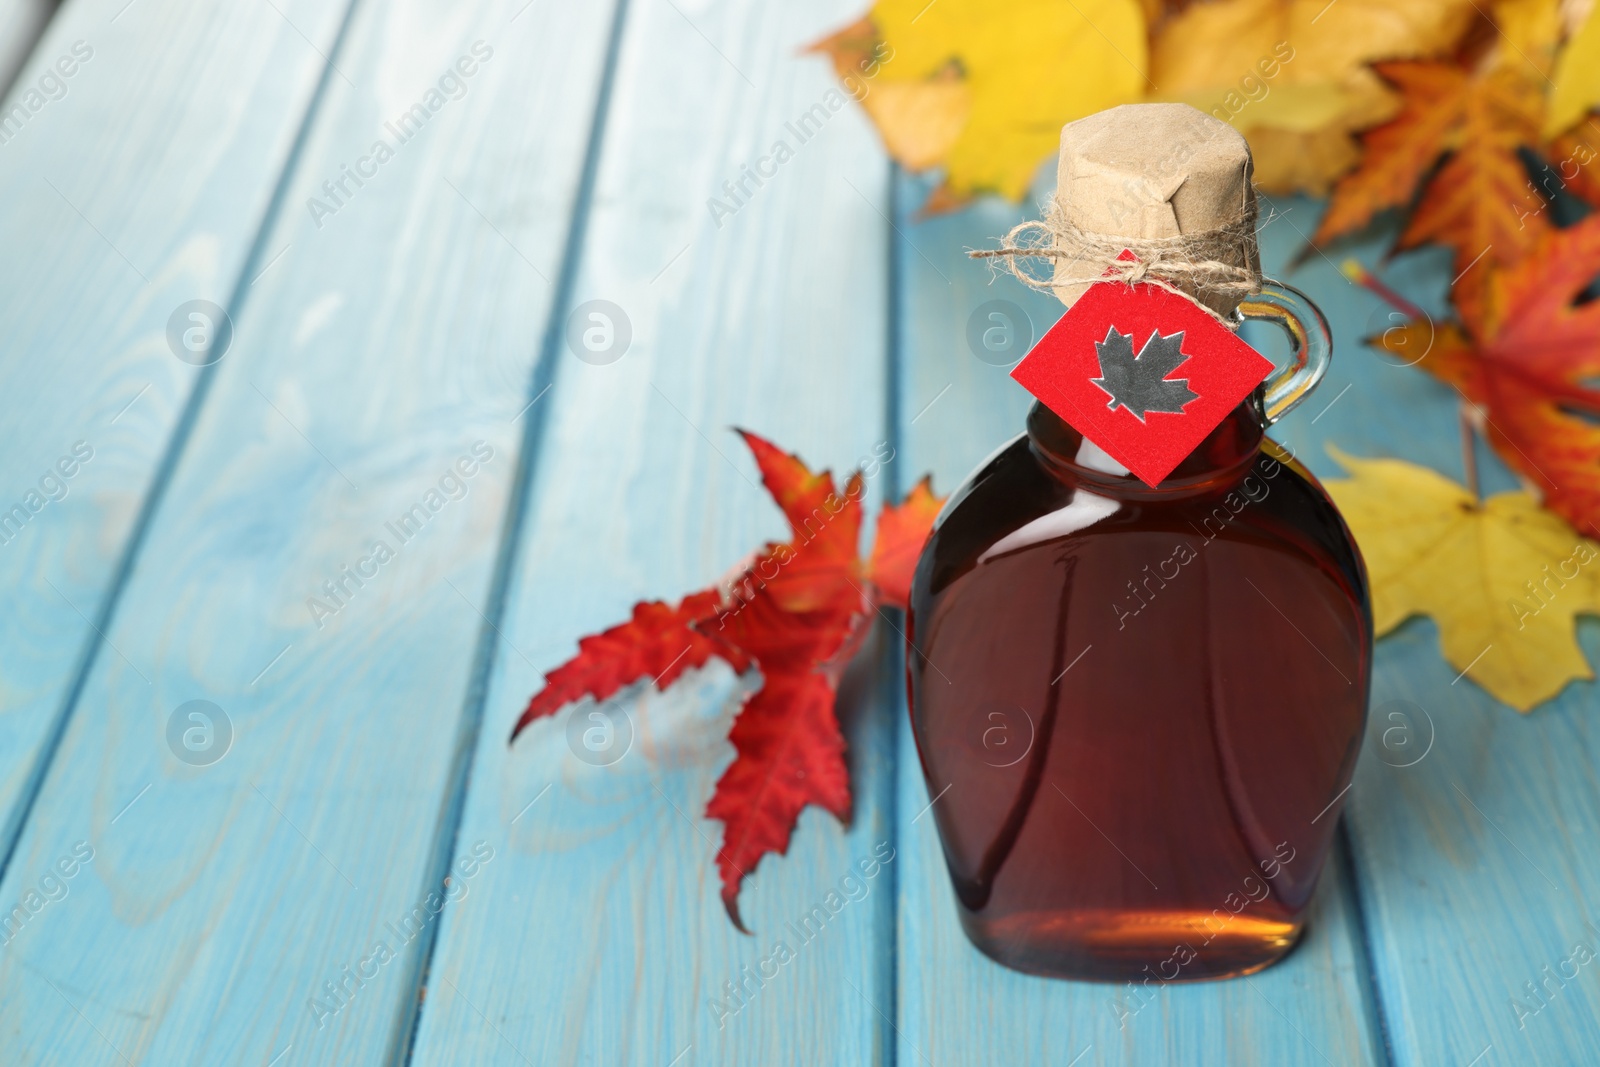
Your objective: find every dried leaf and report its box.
[706,671,851,930]
[514,431,939,928]
[1547,127,1600,205]
[812,0,1148,206]
[694,439,868,926]
[1394,65,1548,275]
[1315,61,1548,313]
[706,511,867,674]
[735,430,865,616]
[1149,0,1478,193]
[868,476,943,609]
[1247,124,1365,195]
[510,591,748,740]
[1374,218,1600,540]
[1324,448,1600,710]
[1549,2,1600,136]
[1313,63,1469,238]
[1153,0,1476,91]
[1488,0,1564,80]
[809,19,970,170]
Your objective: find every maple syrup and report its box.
[906,397,1371,981]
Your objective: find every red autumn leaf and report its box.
[695,437,869,926]
[705,670,851,931]
[713,436,865,643]
[1380,217,1600,537]
[513,430,939,928]
[868,476,943,609]
[739,429,839,533]
[705,541,867,672]
[509,590,748,741]
[735,429,866,615]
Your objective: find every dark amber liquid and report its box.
[907,400,1371,981]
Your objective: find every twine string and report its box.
[969,199,1262,326]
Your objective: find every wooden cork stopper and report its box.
[1052,103,1259,317]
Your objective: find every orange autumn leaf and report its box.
[512,431,938,929]
[1547,128,1600,207]
[868,476,943,608]
[1312,63,1464,238]
[1395,68,1546,278]
[1375,217,1600,539]
[1315,61,1547,298]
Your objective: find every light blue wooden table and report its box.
[0,0,1595,1063]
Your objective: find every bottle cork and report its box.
[1051,103,1259,319]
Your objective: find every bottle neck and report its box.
[1025,393,1267,498]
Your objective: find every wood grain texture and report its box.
[406,1,899,1063]
[890,178,1386,1066]
[0,0,617,1062]
[0,0,357,861]
[1256,198,1600,1066]
[0,0,57,95]
[0,0,1589,1058]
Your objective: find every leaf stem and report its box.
[1460,404,1480,504]
[1341,258,1429,321]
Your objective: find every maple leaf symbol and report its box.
[1089,326,1198,421]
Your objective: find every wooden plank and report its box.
[0,1,619,1062]
[0,0,358,854]
[1258,197,1600,1065]
[406,0,897,1063]
[0,0,56,95]
[892,179,1386,1066]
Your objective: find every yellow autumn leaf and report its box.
[1324,448,1600,711]
[1149,0,1481,193]
[1493,0,1563,73]
[812,0,1147,205]
[1546,0,1600,135]
[1152,0,1475,98]
[1246,125,1364,192]
[858,81,971,169]
[807,17,970,171]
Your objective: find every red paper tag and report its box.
[1011,279,1273,486]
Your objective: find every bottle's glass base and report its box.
[957,906,1305,982]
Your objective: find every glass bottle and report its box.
[906,284,1371,982]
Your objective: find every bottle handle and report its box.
[1236,282,1332,425]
